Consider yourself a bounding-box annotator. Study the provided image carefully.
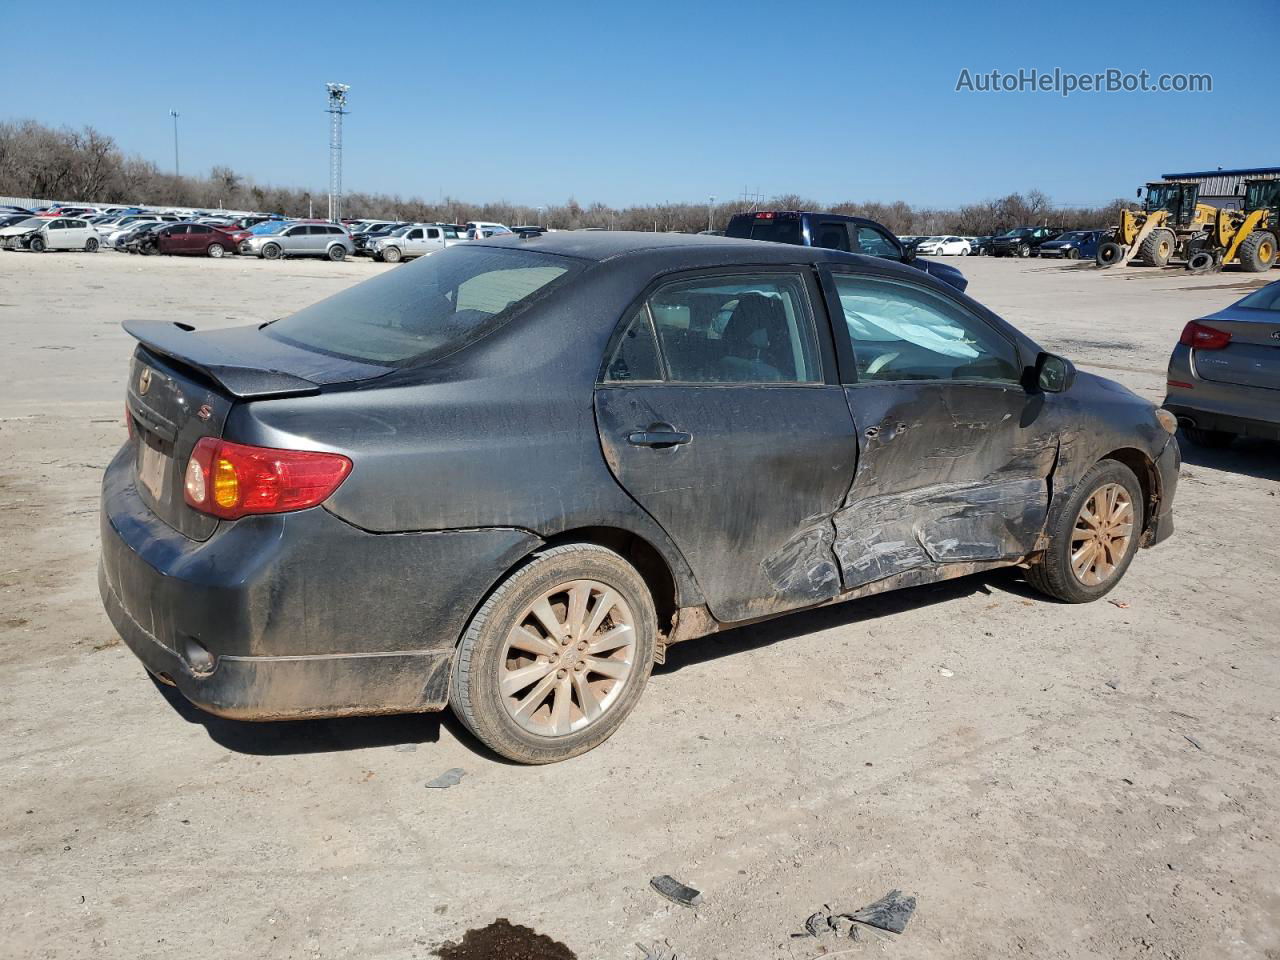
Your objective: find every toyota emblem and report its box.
[138,366,152,395]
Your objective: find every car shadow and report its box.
[148,567,1041,759]
[1178,434,1280,482]
[655,566,1032,675]
[148,673,473,757]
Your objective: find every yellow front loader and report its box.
[1096,181,1217,269]
[1186,207,1276,274]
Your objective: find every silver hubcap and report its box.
[1071,483,1134,586]
[500,579,636,738]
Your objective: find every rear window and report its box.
[1236,283,1280,311]
[264,246,581,364]
[725,214,803,245]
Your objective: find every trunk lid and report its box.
[123,321,393,540]
[1194,309,1280,391]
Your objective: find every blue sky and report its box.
[4,1,1278,208]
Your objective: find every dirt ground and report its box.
[1,249,1277,960]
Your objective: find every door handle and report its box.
[627,429,691,448]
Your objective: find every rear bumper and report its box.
[98,445,542,720]
[1163,403,1280,442]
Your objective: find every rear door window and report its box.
[812,222,851,252]
[603,305,663,382]
[642,273,821,384]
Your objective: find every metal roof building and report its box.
[1160,166,1280,209]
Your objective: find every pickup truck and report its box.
[371,223,464,262]
[724,211,968,293]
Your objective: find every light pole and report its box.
[169,110,180,178]
[537,205,545,227]
[708,195,716,232]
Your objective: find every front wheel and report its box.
[29,236,46,253]
[261,243,282,260]
[1066,248,1080,260]
[1026,459,1143,603]
[1018,244,1030,258]
[207,243,225,258]
[450,543,657,764]
[85,237,99,253]
[1237,231,1276,273]
[380,245,402,263]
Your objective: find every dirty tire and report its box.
[1237,231,1276,273]
[327,244,346,262]
[1096,241,1124,268]
[1139,229,1174,267]
[85,237,99,253]
[1026,459,1144,604]
[207,243,225,258]
[1065,248,1079,260]
[1182,426,1234,448]
[29,236,46,253]
[381,245,402,263]
[1186,250,1216,274]
[450,543,657,764]
[261,242,281,260]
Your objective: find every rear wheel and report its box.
[261,242,282,260]
[29,236,46,253]
[1026,459,1143,603]
[1237,231,1276,273]
[1096,241,1124,268]
[327,244,346,262]
[1139,229,1174,267]
[207,242,225,258]
[450,543,657,764]
[85,237,99,253]
[1182,425,1234,448]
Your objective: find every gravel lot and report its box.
[2,250,1278,960]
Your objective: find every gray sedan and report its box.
[100,233,1180,763]
[240,222,354,261]
[1164,279,1280,446]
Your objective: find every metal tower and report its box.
[325,83,350,222]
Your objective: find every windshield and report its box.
[1056,232,1084,242]
[1235,282,1280,311]
[388,226,413,236]
[7,217,44,230]
[265,246,581,364]
[1002,228,1033,238]
[1145,185,1180,212]
[1245,181,1280,210]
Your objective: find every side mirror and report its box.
[1033,352,1075,393]
[900,244,916,263]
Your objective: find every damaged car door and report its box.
[595,269,859,622]
[822,268,1058,588]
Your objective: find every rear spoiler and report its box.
[123,320,390,399]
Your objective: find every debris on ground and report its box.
[792,905,863,941]
[1105,679,1119,690]
[650,875,702,907]
[849,889,918,934]
[938,668,954,678]
[1184,735,1204,751]
[425,768,467,789]
[1108,599,1130,609]
[635,940,678,960]
[434,919,576,960]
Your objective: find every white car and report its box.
[373,223,464,262]
[915,235,971,256]
[1,217,100,252]
[465,220,512,239]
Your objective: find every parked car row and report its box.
[2,208,521,263]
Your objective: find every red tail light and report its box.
[1179,321,1231,350]
[755,212,775,219]
[183,438,351,520]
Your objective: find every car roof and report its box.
[470,229,857,264]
